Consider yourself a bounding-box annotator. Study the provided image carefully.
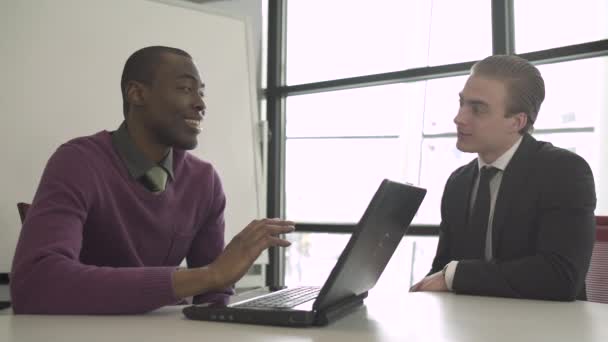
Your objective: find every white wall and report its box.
[195,0,263,90]
[0,0,263,279]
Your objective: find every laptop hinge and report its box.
[313,291,368,326]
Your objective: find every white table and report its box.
[2,291,607,342]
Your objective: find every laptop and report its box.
[183,179,426,327]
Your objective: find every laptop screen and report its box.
[313,179,426,311]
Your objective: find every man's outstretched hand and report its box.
[173,218,295,299]
[209,218,295,289]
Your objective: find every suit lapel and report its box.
[491,134,536,256]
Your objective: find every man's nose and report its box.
[454,108,466,126]
[194,97,206,115]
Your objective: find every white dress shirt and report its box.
[444,136,523,290]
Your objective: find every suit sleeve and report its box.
[453,152,596,301]
[188,170,235,304]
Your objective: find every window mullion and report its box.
[492,0,515,55]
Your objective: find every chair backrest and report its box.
[17,202,30,224]
[586,216,608,304]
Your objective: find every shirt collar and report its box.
[111,121,174,180]
[477,136,523,172]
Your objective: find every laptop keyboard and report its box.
[234,286,321,309]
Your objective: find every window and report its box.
[285,84,418,223]
[534,57,606,131]
[514,1,608,53]
[286,0,491,85]
[285,232,438,289]
[266,0,608,287]
[529,56,608,182]
[417,137,473,224]
[285,232,350,285]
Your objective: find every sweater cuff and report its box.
[140,267,182,306]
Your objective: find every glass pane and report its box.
[366,236,439,293]
[286,0,491,85]
[284,233,439,291]
[404,236,439,287]
[514,1,608,53]
[426,0,492,66]
[423,75,469,134]
[417,137,475,225]
[535,57,607,130]
[286,84,410,138]
[285,232,350,286]
[285,138,405,223]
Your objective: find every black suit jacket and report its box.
[430,134,596,301]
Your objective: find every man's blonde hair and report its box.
[471,55,545,134]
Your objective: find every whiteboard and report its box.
[0,0,263,273]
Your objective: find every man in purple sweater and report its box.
[10,46,295,314]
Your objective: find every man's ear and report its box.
[126,81,147,107]
[511,112,527,133]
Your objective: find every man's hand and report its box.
[172,218,295,299]
[208,218,295,289]
[409,271,449,292]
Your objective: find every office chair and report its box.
[586,216,608,304]
[2,202,31,310]
[17,202,30,224]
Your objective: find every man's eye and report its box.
[179,86,192,93]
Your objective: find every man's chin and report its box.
[455,140,476,153]
[173,138,198,150]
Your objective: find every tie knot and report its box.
[480,166,499,182]
[145,166,168,192]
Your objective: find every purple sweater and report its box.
[11,131,232,314]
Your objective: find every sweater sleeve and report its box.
[10,144,180,314]
[188,169,235,305]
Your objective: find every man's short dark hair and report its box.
[471,55,545,134]
[120,46,191,117]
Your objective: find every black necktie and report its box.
[470,166,499,258]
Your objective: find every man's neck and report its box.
[125,119,170,163]
[479,135,522,165]
[479,152,502,165]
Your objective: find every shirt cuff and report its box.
[444,261,459,291]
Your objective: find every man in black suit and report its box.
[410,55,596,301]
